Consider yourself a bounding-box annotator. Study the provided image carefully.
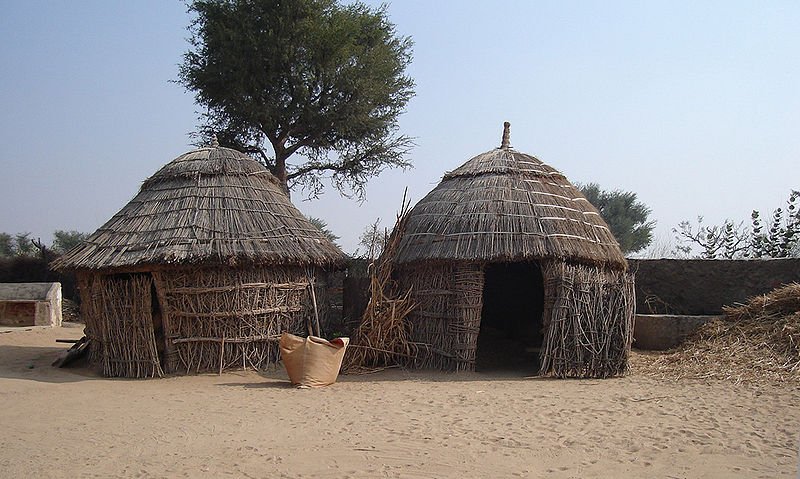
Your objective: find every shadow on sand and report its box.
[1,342,595,387]
[0,344,100,383]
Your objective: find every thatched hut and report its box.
[53,142,344,378]
[392,123,634,378]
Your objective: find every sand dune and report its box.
[1,325,798,478]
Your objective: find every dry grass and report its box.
[633,283,800,384]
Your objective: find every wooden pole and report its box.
[310,281,321,337]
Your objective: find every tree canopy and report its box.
[579,183,655,255]
[52,230,90,254]
[179,0,415,198]
[0,230,90,258]
[0,232,35,257]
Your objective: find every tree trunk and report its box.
[271,151,291,198]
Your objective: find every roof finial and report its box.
[500,121,511,149]
[211,134,219,147]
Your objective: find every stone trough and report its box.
[633,314,719,351]
[0,282,62,328]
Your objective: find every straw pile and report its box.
[343,196,418,372]
[634,283,800,383]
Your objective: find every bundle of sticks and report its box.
[343,193,418,372]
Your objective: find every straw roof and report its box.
[393,124,626,269]
[54,144,344,270]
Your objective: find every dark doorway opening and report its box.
[476,262,544,374]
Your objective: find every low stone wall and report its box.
[633,314,718,351]
[630,258,800,315]
[336,258,800,350]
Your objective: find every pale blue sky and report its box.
[1,1,798,255]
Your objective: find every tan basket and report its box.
[279,333,349,388]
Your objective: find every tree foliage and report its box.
[0,230,89,258]
[52,230,90,254]
[352,217,386,259]
[675,190,800,259]
[579,183,655,254]
[180,0,415,198]
[0,233,13,257]
[0,232,35,257]
[307,217,340,247]
[673,217,749,259]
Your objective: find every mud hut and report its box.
[392,123,634,378]
[53,142,344,378]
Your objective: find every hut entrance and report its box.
[476,262,544,373]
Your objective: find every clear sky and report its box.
[1,1,798,255]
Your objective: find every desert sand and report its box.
[1,325,798,478]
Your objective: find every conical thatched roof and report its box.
[393,124,626,269]
[54,145,344,270]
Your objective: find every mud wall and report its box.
[630,259,800,315]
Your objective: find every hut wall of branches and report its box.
[76,265,331,378]
[397,261,633,376]
[391,124,635,378]
[54,144,343,378]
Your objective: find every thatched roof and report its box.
[393,124,626,269]
[53,145,344,270]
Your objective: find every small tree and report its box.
[0,233,13,257]
[674,190,800,258]
[579,183,655,254]
[13,233,36,257]
[180,0,415,198]
[749,190,800,258]
[352,218,386,259]
[1,230,90,258]
[673,217,749,259]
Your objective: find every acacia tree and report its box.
[579,183,655,254]
[179,0,415,198]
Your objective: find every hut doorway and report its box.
[476,262,544,373]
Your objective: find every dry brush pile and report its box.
[634,283,800,383]
[342,195,418,373]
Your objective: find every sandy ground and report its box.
[1,326,798,479]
